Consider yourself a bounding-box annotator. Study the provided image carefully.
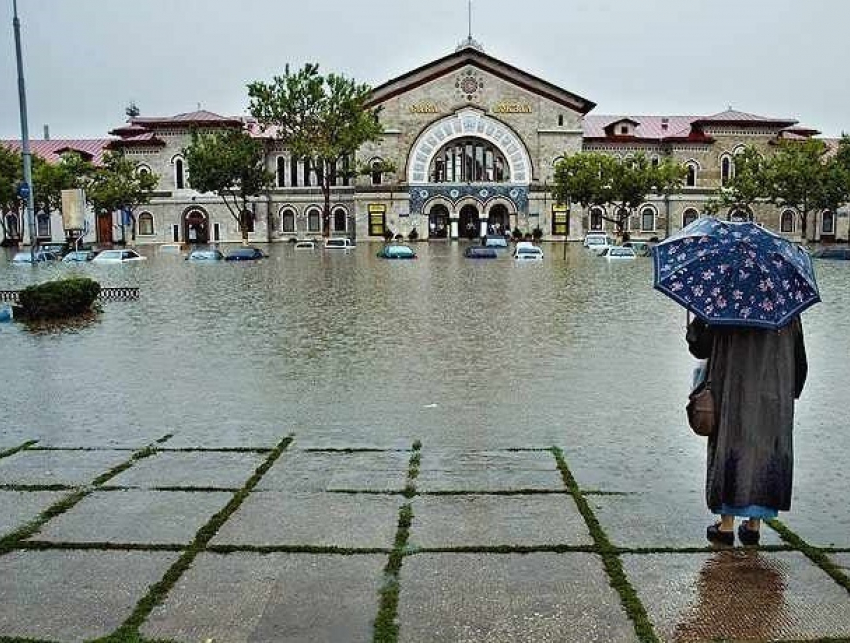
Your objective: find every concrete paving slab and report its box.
[33,489,231,545]
[163,422,286,449]
[108,451,265,489]
[0,489,69,537]
[142,552,384,643]
[590,492,784,549]
[0,449,132,486]
[398,552,638,642]
[36,429,166,449]
[257,450,410,492]
[409,494,592,548]
[211,491,401,548]
[777,489,850,548]
[416,450,562,492]
[623,550,850,642]
[0,549,179,641]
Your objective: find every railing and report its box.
[0,287,139,304]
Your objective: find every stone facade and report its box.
[4,43,847,247]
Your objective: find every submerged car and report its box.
[584,235,612,253]
[224,247,266,261]
[377,244,417,259]
[186,249,224,261]
[92,249,147,263]
[324,238,355,250]
[294,240,316,250]
[464,246,498,259]
[599,246,637,260]
[513,243,543,261]
[622,240,653,257]
[483,235,509,248]
[62,250,96,262]
[11,250,59,263]
[811,247,850,260]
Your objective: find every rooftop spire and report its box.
[456,0,484,52]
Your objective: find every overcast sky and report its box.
[1,0,847,140]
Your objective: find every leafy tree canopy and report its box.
[0,144,22,213]
[87,150,158,217]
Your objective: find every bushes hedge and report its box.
[18,278,101,320]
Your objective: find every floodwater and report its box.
[1,242,848,498]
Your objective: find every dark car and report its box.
[40,242,69,257]
[464,246,498,259]
[812,247,850,260]
[225,248,266,261]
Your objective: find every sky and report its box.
[1,0,847,140]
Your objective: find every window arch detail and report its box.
[171,155,186,190]
[780,209,796,233]
[589,206,605,231]
[682,208,699,228]
[821,210,835,234]
[639,205,657,232]
[305,206,322,233]
[138,211,155,236]
[720,154,734,187]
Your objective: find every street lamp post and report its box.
[12,0,36,261]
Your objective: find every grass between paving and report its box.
[769,518,850,595]
[551,447,660,643]
[0,441,38,460]
[0,440,162,557]
[372,441,420,643]
[90,434,294,643]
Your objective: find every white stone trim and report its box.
[407,108,532,185]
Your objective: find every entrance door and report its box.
[428,204,449,238]
[459,204,479,240]
[489,204,510,235]
[97,212,113,244]
[184,210,209,244]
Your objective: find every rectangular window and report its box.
[368,204,386,237]
[551,205,569,236]
[290,156,299,187]
[213,223,221,241]
[303,158,312,187]
[172,224,179,242]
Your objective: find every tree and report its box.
[182,128,272,244]
[0,145,22,242]
[86,150,158,242]
[248,63,385,236]
[32,152,94,240]
[764,138,850,241]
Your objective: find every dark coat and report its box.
[686,317,807,512]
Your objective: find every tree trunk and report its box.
[322,172,332,238]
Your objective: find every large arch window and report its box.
[370,158,384,186]
[822,210,835,235]
[36,212,51,238]
[280,207,296,233]
[685,162,698,187]
[276,157,286,187]
[682,208,699,228]
[589,206,605,231]
[428,204,449,238]
[720,155,734,187]
[729,208,753,223]
[640,206,656,232]
[428,137,510,183]
[173,157,185,190]
[780,209,796,233]
[138,212,155,236]
[333,207,347,233]
[306,207,322,233]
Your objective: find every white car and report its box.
[513,242,543,261]
[584,236,612,253]
[294,240,316,250]
[583,232,609,248]
[599,246,637,260]
[92,249,147,263]
[324,238,355,250]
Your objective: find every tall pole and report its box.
[13,0,36,261]
[468,0,472,40]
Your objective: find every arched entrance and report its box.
[459,204,479,240]
[429,204,449,238]
[488,204,510,235]
[184,208,209,244]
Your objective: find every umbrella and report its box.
[651,216,820,329]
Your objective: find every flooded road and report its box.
[1,242,848,499]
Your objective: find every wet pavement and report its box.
[2,243,850,641]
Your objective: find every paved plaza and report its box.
[1,434,850,643]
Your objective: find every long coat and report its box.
[687,317,807,512]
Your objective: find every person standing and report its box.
[686,316,807,546]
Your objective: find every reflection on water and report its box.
[0,243,848,494]
[672,551,788,642]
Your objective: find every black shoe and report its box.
[738,523,761,546]
[706,523,734,546]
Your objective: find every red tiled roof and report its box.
[583,115,699,140]
[694,109,797,128]
[106,132,166,149]
[1,139,111,165]
[129,110,243,127]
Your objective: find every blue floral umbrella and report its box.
[651,217,820,329]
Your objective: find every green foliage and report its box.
[87,151,158,239]
[0,144,22,214]
[717,146,767,213]
[761,138,850,239]
[248,63,385,233]
[32,151,94,216]
[18,277,101,320]
[552,151,617,210]
[182,128,272,241]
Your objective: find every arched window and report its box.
[240,210,255,234]
[685,163,698,187]
[616,206,630,232]
[720,155,733,186]
[280,208,296,233]
[640,206,656,232]
[306,207,321,233]
[589,206,604,231]
[371,159,384,186]
[822,210,835,234]
[138,212,154,236]
[174,157,185,190]
[276,157,286,188]
[290,155,299,187]
[428,138,510,183]
[137,164,152,179]
[729,208,752,223]
[36,211,50,238]
[682,208,699,228]
[333,207,347,233]
[780,209,796,233]
[5,213,20,239]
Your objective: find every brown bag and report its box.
[687,381,716,437]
